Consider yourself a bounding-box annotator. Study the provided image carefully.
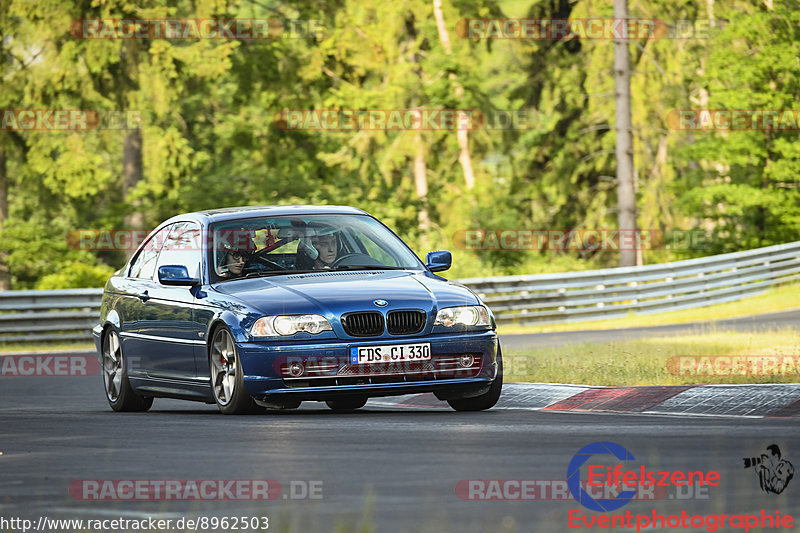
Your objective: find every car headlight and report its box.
[434,306,490,327]
[251,315,332,337]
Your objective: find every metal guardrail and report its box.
[1,241,799,344]
[0,289,103,344]
[459,241,800,326]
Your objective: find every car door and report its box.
[138,221,205,381]
[117,224,172,380]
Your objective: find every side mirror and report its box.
[158,265,199,287]
[425,250,452,273]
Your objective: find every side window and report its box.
[156,222,202,281]
[129,225,171,279]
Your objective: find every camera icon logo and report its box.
[743,444,794,495]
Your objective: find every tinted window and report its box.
[128,225,171,279]
[209,214,422,282]
[156,222,202,281]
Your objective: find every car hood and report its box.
[212,270,480,317]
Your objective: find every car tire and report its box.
[447,350,503,412]
[326,396,368,412]
[209,326,260,415]
[102,328,153,412]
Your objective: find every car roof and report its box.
[162,205,370,226]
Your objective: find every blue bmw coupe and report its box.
[94,205,502,414]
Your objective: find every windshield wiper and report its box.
[232,267,409,279]
[327,265,408,271]
[241,269,316,279]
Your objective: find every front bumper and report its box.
[92,324,103,353]
[237,330,498,400]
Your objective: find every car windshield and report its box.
[209,214,424,282]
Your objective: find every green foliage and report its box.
[1,214,114,288]
[1,0,798,289]
[672,3,800,254]
[36,261,116,289]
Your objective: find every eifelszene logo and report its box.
[567,441,637,512]
[743,444,795,495]
[567,441,721,512]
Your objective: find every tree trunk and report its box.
[455,102,475,190]
[123,129,144,230]
[414,133,431,250]
[121,40,144,258]
[432,0,475,190]
[0,135,10,290]
[614,0,637,267]
[405,14,431,249]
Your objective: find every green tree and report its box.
[673,2,800,253]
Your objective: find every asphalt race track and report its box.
[2,313,800,533]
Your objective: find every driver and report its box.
[298,223,340,270]
[311,232,338,269]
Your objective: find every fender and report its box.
[104,309,121,330]
[204,309,254,344]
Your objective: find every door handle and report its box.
[138,290,150,302]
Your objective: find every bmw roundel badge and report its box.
[373,299,388,307]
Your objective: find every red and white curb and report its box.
[368,383,800,418]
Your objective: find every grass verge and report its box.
[503,327,800,386]
[497,283,800,335]
[0,342,94,354]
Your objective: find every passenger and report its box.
[217,249,248,279]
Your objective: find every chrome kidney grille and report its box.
[341,309,426,337]
[341,311,385,337]
[386,310,426,335]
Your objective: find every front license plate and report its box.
[350,343,431,364]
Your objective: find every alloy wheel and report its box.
[102,330,123,402]
[211,328,237,405]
